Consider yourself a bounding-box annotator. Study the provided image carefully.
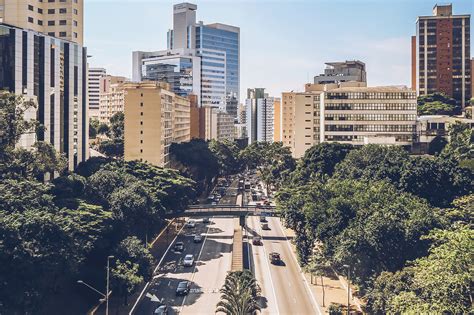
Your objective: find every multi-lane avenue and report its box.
[246,215,322,315]
[133,216,235,314]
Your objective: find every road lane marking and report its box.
[257,216,281,315]
[275,218,323,315]
[129,220,186,315]
[179,215,214,312]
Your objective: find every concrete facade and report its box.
[123,81,190,168]
[88,67,106,120]
[245,88,276,144]
[281,83,417,158]
[314,60,366,84]
[98,75,127,124]
[0,0,84,45]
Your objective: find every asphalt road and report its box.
[133,216,235,315]
[246,215,322,315]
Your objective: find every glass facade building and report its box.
[0,23,88,170]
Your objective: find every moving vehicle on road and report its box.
[185,220,196,228]
[183,254,195,267]
[269,252,281,264]
[175,281,191,296]
[154,304,168,314]
[174,241,184,252]
[261,223,269,230]
[193,234,203,243]
[202,217,210,224]
[252,236,262,245]
[259,216,267,223]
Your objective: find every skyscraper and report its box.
[134,2,240,117]
[0,0,84,45]
[0,23,88,170]
[413,4,471,109]
[246,88,276,144]
[88,67,106,119]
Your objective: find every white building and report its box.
[246,88,276,144]
[88,67,106,120]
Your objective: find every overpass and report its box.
[172,204,277,217]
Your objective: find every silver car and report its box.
[183,254,194,267]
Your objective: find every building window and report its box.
[48,9,55,14]
[73,20,78,26]
[140,112,143,116]
[59,8,67,13]
[73,8,78,14]
[140,102,143,107]
[59,31,66,37]
[140,149,143,153]
[140,140,143,144]
[59,20,66,25]
[28,17,34,23]
[140,121,143,125]
[38,8,43,14]
[28,5,34,11]
[73,32,77,38]
[48,0,55,2]
[48,32,55,36]
[38,20,43,25]
[48,20,55,26]
[140,130,143,134]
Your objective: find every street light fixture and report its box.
[343,264,350,315]
[77,280,106,299]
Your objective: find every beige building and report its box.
[98,76,127,124]
[124,82,190,167]
[202,107,234,141]
[0,0,84,45]
[282,82,417,158]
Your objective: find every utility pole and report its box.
[106,255,114,315]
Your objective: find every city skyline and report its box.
[85,0,473,99]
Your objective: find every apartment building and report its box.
[123,82,190,167]
[0,22,88,170]
[88,68,106,119]
[413,4,471,109]
[282,83,417,158]
[0,0,84,45]
[202,107,235,141]
[98,75,127,124]
[246,88,276,144]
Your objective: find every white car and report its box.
[186,220,196,228]
[183,254,194,267]
[193,234,203,243]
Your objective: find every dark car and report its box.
[252,236,262,245]
[174,241,184,252]
[176,281,191,296]
[259,216,267,223]
[202,217,210,224]
[269,252,281,264]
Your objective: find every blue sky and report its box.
[85,0,473,99]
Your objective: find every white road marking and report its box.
[275,219,323,315]
[179,215,214,312]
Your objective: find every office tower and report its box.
[88,68,106,119]
[414,4,471,109]
[0,23,88,170]
[246,88,276,144]
[238,103,247,124]
[98,75,127,124]
[281,82,417,158]
[0,0,84,45]
[132,49,201,103]
[134,3,240,117]
[124,82,190,167]
[314,60,367,84]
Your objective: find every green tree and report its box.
[387,226,473,313]
[216,270,261,315]
[114,236,154,281]
[97,122,110,136]
[110,260,143,306]
[427,135,447,155]
[417,92,457,115]
[98,112,124,158]
[89,118,99,139]
[442,121,474,163]
[209,139,242,175]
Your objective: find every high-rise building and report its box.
[98,75,127,124]
[124,81,190,167]
[314,60,367,84]
[281,82,417,158]
[413,4,471,109]
[246,88,276,144]
[202,107,235,141]
[134,2,240,117]
[88,68,106,120]
[0,0,84,45]
[0,23,88,170]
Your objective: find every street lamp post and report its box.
[106,255,114,315]
[343,264,350,315]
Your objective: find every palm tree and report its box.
[216,270,261,315]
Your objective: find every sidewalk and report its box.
[281,226,364,314]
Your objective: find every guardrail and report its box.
[182,204,277,216]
